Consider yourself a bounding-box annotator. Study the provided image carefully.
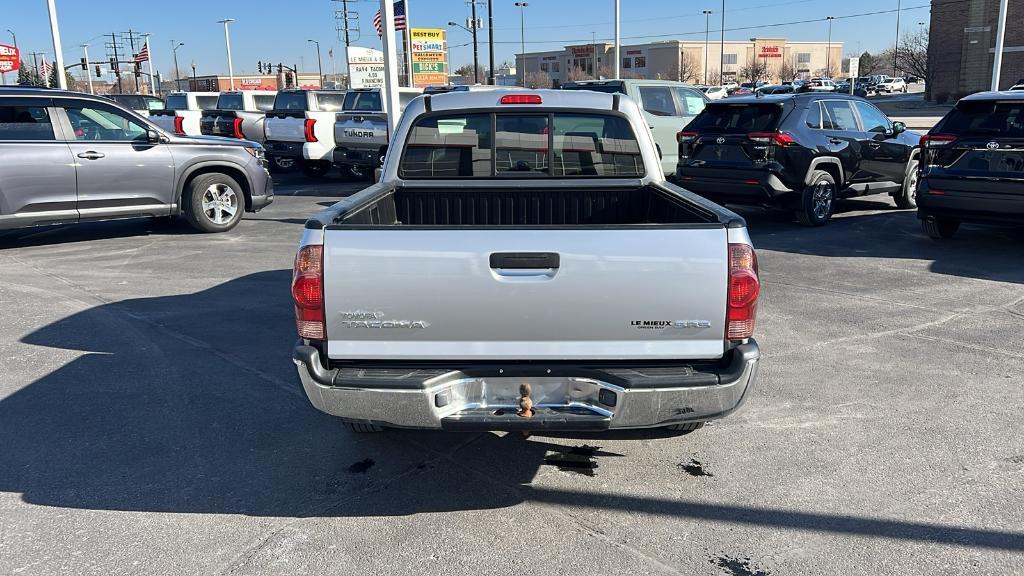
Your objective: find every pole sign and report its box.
[0,44,20,74]
[348,46,385,89]
[848,57,859,79]
[410,28,448,87]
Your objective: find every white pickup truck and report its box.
[200,90,277,144]
[332,87,422,180]
[263,89,347,176]
[291,90,761,434]
[150,92,219,135]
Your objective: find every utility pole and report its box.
[81,45,94,94]
[719,0,725,85]
[29,52,45,86]
[703,9,712,85]
[487,0,495,85]
[991,0,1009,90]
[46,0,67,89]
[334,0,355,88]
[126,29,140,92]
[592,31,597,77]
[826,16,834,78]
[614,0,620,79]
[892,0,901,77]
[471,1,480,83]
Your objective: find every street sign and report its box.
[410,29,449,88]
[348,46,385,89]
[848,57,860,79]
[0,44,20,74]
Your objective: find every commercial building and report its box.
[185,73,324,92]
[517,37,843,87]
[929,0,1023,102]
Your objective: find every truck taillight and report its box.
[173,116,185,135]
[292,245,325,340]
[726,243,759,340]
[304,118,318,143]
[232,117,245,139]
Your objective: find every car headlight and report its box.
[243,146,268,166]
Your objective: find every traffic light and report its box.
[80,57,87,70]
[109,57,118,73]
[94,64,101,78]
[257,60,263,74]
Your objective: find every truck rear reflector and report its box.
[726,243,759,340]
[292,245,325,340]
[500,94,542,105]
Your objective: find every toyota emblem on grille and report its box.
[986,141,999,150]
[716,136,726,144]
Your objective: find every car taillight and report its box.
[232,117,245,139]
[748,132,795,146]
[173,116,185,135]
[304,118,318,142]
[726,243,759,340]
[919,134,955,148]
[292,245,325,340]
[677,131,698,143]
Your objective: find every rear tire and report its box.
[922,216,959,239]
[664,422,704,434]
[343,421,385,433]
[796,170,836,226]
[301,160,331,178]
[895,159,919,209]
[184,173,245,233]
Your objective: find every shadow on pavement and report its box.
[2,271,1022,552]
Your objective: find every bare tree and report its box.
[668,51,701,84]
[523,70,552,89]
[705,67,720,85]
[778,58,797,83]
[566,65,592,82]
[739,57,769,83]
[896,27,929,81]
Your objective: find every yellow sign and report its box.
[411,28,447,41]
[410,28,449,88]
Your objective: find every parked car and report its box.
[263,89,347,175]
[834,82,870,98]
[877,78,908,93]
[1009,80,1024,91]
[200,90,277,144]
[149,92,219,135]
[106,94,165,117]
[561,79,708,176]
[756,84,794,95]
[701,85,728,100]
[903,75,920,84]
[292,89,761,434]
[0,87,272,233]
[916,91,1024,239]
[722,80,739,91]
[729,87,754,97]
[332,87,423,180]
[676,92,921,225]
[803,79,838,92]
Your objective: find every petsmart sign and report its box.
[410,28,449,87]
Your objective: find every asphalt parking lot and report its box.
[1,172,1022,575]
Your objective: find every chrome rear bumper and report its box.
[294,341,759,431]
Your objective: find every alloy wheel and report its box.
[812,180,834,219]
[201,183,239,225]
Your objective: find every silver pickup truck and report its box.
[332,88,421,180]
[292,89,761,434]
[200,90,277,144]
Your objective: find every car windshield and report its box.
[686,103,782,134]
[165,94,188,110]
[561,82,626,95]
[217,94,244,110]
[940,101,1024,137]
[273,92,308,111]
[343,91,383,112]
[399,112,644,178]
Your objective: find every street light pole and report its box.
[218,19,235,90]
[614,0,620,79]
[142,33,157,95]
[171,41,184,91]
[308,39,323,87]
[46,0,67,89]
[991,0,1009,90]
[81,44,94,94]
[448,21,479,84]
[703,9,712,85]
[514,2,527,86]
[826,16,834,78]
[719,0,725,85]
[191,61,197,90]
[6,29,16,50]
[487,0,495,85]
[892,0,901,77]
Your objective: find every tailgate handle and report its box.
[489,252,560,270]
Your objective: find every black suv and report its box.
[676,93,920,225]
[917,91,1024,239]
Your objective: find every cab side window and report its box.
[0,105,56,141]
[637,86,677,117]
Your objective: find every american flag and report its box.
[374,0,407,38]
[40,60,53,76]
[134,45,149,63]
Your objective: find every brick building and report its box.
[186,73,323,92]
[929,0,1023,102]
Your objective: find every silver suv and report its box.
[0,87,273,233]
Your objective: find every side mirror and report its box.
[891,121,906,136]
[146,129,161,144]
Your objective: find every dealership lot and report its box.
[1,174,1022,575]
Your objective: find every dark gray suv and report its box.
[0,87,273,233]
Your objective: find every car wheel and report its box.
[895,160,919,209]
[185,173,244,233]
[922,216,960,239]
[301,160,331,178]
[796,170,836,226]
[663,422,704,434]
[269,155,296,173]
[343,421,384,433]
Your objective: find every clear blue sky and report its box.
[4,0,930,78]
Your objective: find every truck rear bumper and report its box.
[293,341,760,431]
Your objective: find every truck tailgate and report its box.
[322,228,728,360]
[334,113,388,149]
[264,115,306,142]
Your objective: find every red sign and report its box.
[758,46,782,59]
[0,44,19,73]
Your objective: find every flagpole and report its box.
[404,1,414,87]
[143,34,157,95]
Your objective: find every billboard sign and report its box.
[0,44,20,73]
[348,46,385,89]
[410,29,449,88]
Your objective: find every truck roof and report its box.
[424,88,619,112]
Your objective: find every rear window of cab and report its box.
[399,112,645,179]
